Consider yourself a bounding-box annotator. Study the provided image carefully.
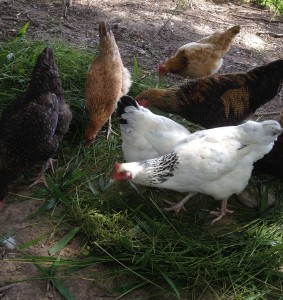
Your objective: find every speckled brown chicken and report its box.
[0,47,72,206]
[84,21,132,146]
[136,59,283,129]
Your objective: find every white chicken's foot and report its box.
[27,158,57,189]
[208,199,233,224]
[106,116,118,140]
[163,193,197,214]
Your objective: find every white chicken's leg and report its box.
[28,158,57,189]
[106,115,118,140]
[209,199,234,224]
[163,192,198,214]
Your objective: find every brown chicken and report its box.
[136,59,283,129]
[84,21,132,146]
[158,25,240,79]
[0,47,72,206]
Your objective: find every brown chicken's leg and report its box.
[208,199,234,224]
[106,115,118,140]
[27,158,57,189]
[163,192,198,213]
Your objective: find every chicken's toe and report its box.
[28,174,48,189]
[163,199,187,214]
[208,208,234,224]
[48,158,57,174]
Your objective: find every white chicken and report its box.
[117,95,190,162]
[113,120,282,224]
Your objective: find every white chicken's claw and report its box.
[163,199,187,213]
[163,193,197,214]
[209,199,234,224]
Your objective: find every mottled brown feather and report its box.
[136,59,283,128]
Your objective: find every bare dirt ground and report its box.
[0,0,282,299]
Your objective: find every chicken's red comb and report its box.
[137,99,148,107]
[114,162,121,170]
[112,163,122,179]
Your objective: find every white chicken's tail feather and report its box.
[121,67,132,96]
[117,95,190,162]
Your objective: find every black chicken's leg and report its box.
[28,158,56,189]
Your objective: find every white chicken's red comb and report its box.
[114,162,121,170]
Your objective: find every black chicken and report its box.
[0,47,72,206]
[253,111,283,178]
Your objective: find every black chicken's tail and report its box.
[28,47,63,99]
[247,59,283,110]
[117,95,139,124]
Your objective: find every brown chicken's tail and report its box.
[198,24,241,54]
[98,21,117,52]
[99,21,109,38]
[227,25,241,35]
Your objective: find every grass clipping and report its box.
[1,38,283,299]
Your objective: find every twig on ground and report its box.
[254,110,281,116]
[0,284,16,293]
[256,31,283,38]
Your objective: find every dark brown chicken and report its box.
[0,47,72,206]
[136,59,283,129]
[253,111,283,178]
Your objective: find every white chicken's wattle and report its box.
[113,120,282,224]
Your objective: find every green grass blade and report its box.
[133,56,139,77]
[27,198,58,219]
[51,277,75,300]
[159,270,180,300]
[18,235,47,250]
[12,21,30,43]
[48,227,80,256]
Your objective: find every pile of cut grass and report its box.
[1,38,283,299]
